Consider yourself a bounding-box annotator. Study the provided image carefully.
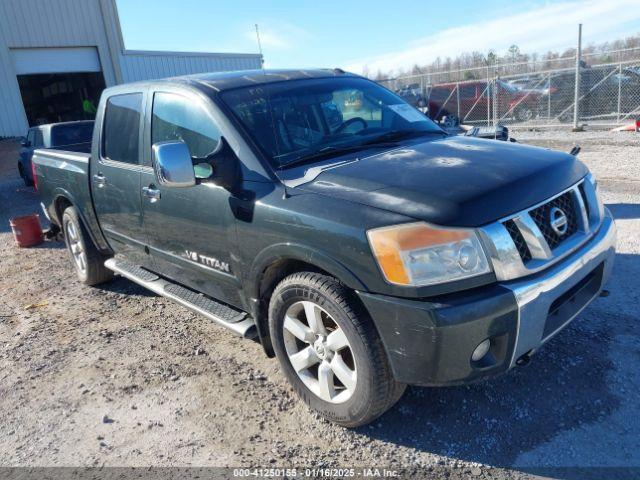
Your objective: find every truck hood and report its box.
[296,135,588,227]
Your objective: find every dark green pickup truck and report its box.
[33,69,616,427]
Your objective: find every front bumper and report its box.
[358,210,616,386]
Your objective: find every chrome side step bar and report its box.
[104,258,257,339]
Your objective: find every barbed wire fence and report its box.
[377,46,640,129]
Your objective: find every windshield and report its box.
[221,77,444,168]
[51,123,94,147]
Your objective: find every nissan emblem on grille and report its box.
[550,207,569,236]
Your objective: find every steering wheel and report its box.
[334,117,368,134]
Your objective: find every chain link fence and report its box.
[378,48,640,129]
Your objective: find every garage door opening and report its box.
[17,72,106,126]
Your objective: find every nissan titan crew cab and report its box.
[33,70,616,427]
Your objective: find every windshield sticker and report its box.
[388,104,427,123]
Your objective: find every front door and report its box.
[140,89,242,308]
[91,92,149,265]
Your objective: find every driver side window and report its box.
[151,92,221,159]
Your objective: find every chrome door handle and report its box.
[142,186,161,203]
[93,174,106,188]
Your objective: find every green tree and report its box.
[508,44,520,63]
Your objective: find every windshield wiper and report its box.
[277,142,399,170]
[363,129,446,145]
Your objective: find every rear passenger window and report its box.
[152,92,220,159]
[103,93,142,164]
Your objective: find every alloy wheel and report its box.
[282,300,357,404]
[65,220,87,274]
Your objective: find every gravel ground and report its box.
[0,131,639,479]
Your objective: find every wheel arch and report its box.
[50,187,112,254]
[54,194,73,226]
[247,244,368,357]
[52,190,109,254]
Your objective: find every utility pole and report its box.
[255,24,264,69]
[572,23,583,131]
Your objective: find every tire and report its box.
[514,105,533,123]
[269,272,406,427]
[558,110,573,123]
[443,115,459,128]
[62,206,113,286]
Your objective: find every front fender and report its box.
[247,243,368,300]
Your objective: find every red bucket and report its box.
[10,213,44,248]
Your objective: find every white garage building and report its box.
[0,0,263,137]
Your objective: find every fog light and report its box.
[471,339,491,362]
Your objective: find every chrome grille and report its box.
[480,175,602,282]
[529,191,579,249]
[578,182,591,219]
[504,219,532,262]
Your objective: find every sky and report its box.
[116,0,640,75]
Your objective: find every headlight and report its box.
[367,222,491,286]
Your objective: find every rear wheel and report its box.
[443,115,460,128]
[269,272,406,427]
[514,105,534,122]
[62,206,113,285]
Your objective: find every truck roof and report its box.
[186,69,357,91]
[113,69,358,94]
[30,120,94,132]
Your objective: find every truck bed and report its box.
[51,141,92,154]
[32,148,109,252]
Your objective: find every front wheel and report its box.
[269,272,406,427]
[62,206,113,286]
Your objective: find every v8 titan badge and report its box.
[185,250,230,273]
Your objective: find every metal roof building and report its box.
[0,0,263,137]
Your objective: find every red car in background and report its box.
[427,80,541,125]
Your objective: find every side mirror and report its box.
[152,141,195,188]
[21,137,29,147]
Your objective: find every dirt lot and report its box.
[0,131,639,479]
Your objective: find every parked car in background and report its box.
[428,80,542,125]
[396,83,427,108]
[18,120,94,186]
[546,66,640,121]
[508,76,553,96]
[507,77,534,90]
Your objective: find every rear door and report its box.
[91,91,150,265]
[140,87,243,308]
